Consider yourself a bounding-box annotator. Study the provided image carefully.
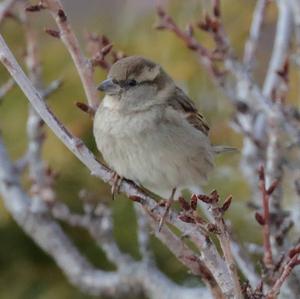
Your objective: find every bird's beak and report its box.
[97,78,120,95]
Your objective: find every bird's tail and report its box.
[213,145,238,155]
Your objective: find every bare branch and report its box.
[148,216,222,299]
[52,201,131,266]
[156,6,228,92]
[263,0,292,97]
[85,33,117,71]
[198,192,243,299]
[243,0,269,69]
[38,0,99,109]
[42,79,62,98]
[23,6,56,204]
[260,2,292,275]
[267,255,300,299]
[0,77,14,99]
[257,165,274,269]
[0,136,125,297]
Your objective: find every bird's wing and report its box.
[168,87,210,136]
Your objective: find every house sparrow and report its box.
[93,56,232,227]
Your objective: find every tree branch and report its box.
[243,0,268,69]
[0,134,213,299]
[0,77,13,99]
[263,0,292,98]
[36,0,99,108]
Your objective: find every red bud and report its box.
[190,194,198,210]
[178,197,190,211]
[255,212,265,225]
[179,215,195,224]
[221,195,232,212]
[45,28,60,39]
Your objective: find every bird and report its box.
[93,56,233,229]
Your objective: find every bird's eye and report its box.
[128,79,137,87]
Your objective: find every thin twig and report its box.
[0,77,14,99]
[243,0,268,69]
[147,215,224,299]
[40,0,99,109]
[266,255,300,299]
[258,165,274,269]
[198,192,243,299]
[214,218,243,299]
[52,201,131,266]
[23,6,56,204]
[258,1,291,223]
[42,79,62,98]
[263,0,292,97]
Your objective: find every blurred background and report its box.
[0,0,297,298]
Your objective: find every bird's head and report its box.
[97,56,173,112]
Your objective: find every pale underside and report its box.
[94,95,214,199]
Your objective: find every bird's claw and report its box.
[158,188,176,232]
[158,200,173,232]
[110,172,123,200]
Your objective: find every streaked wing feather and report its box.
[168,87,210,136]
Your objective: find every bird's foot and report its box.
[110,172,123,200]
[158,199,173,232]
[158,188,177,232]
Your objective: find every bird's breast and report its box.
[93,103,162,177]
[93,103,214,197]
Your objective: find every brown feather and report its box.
[168,87,210,136]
